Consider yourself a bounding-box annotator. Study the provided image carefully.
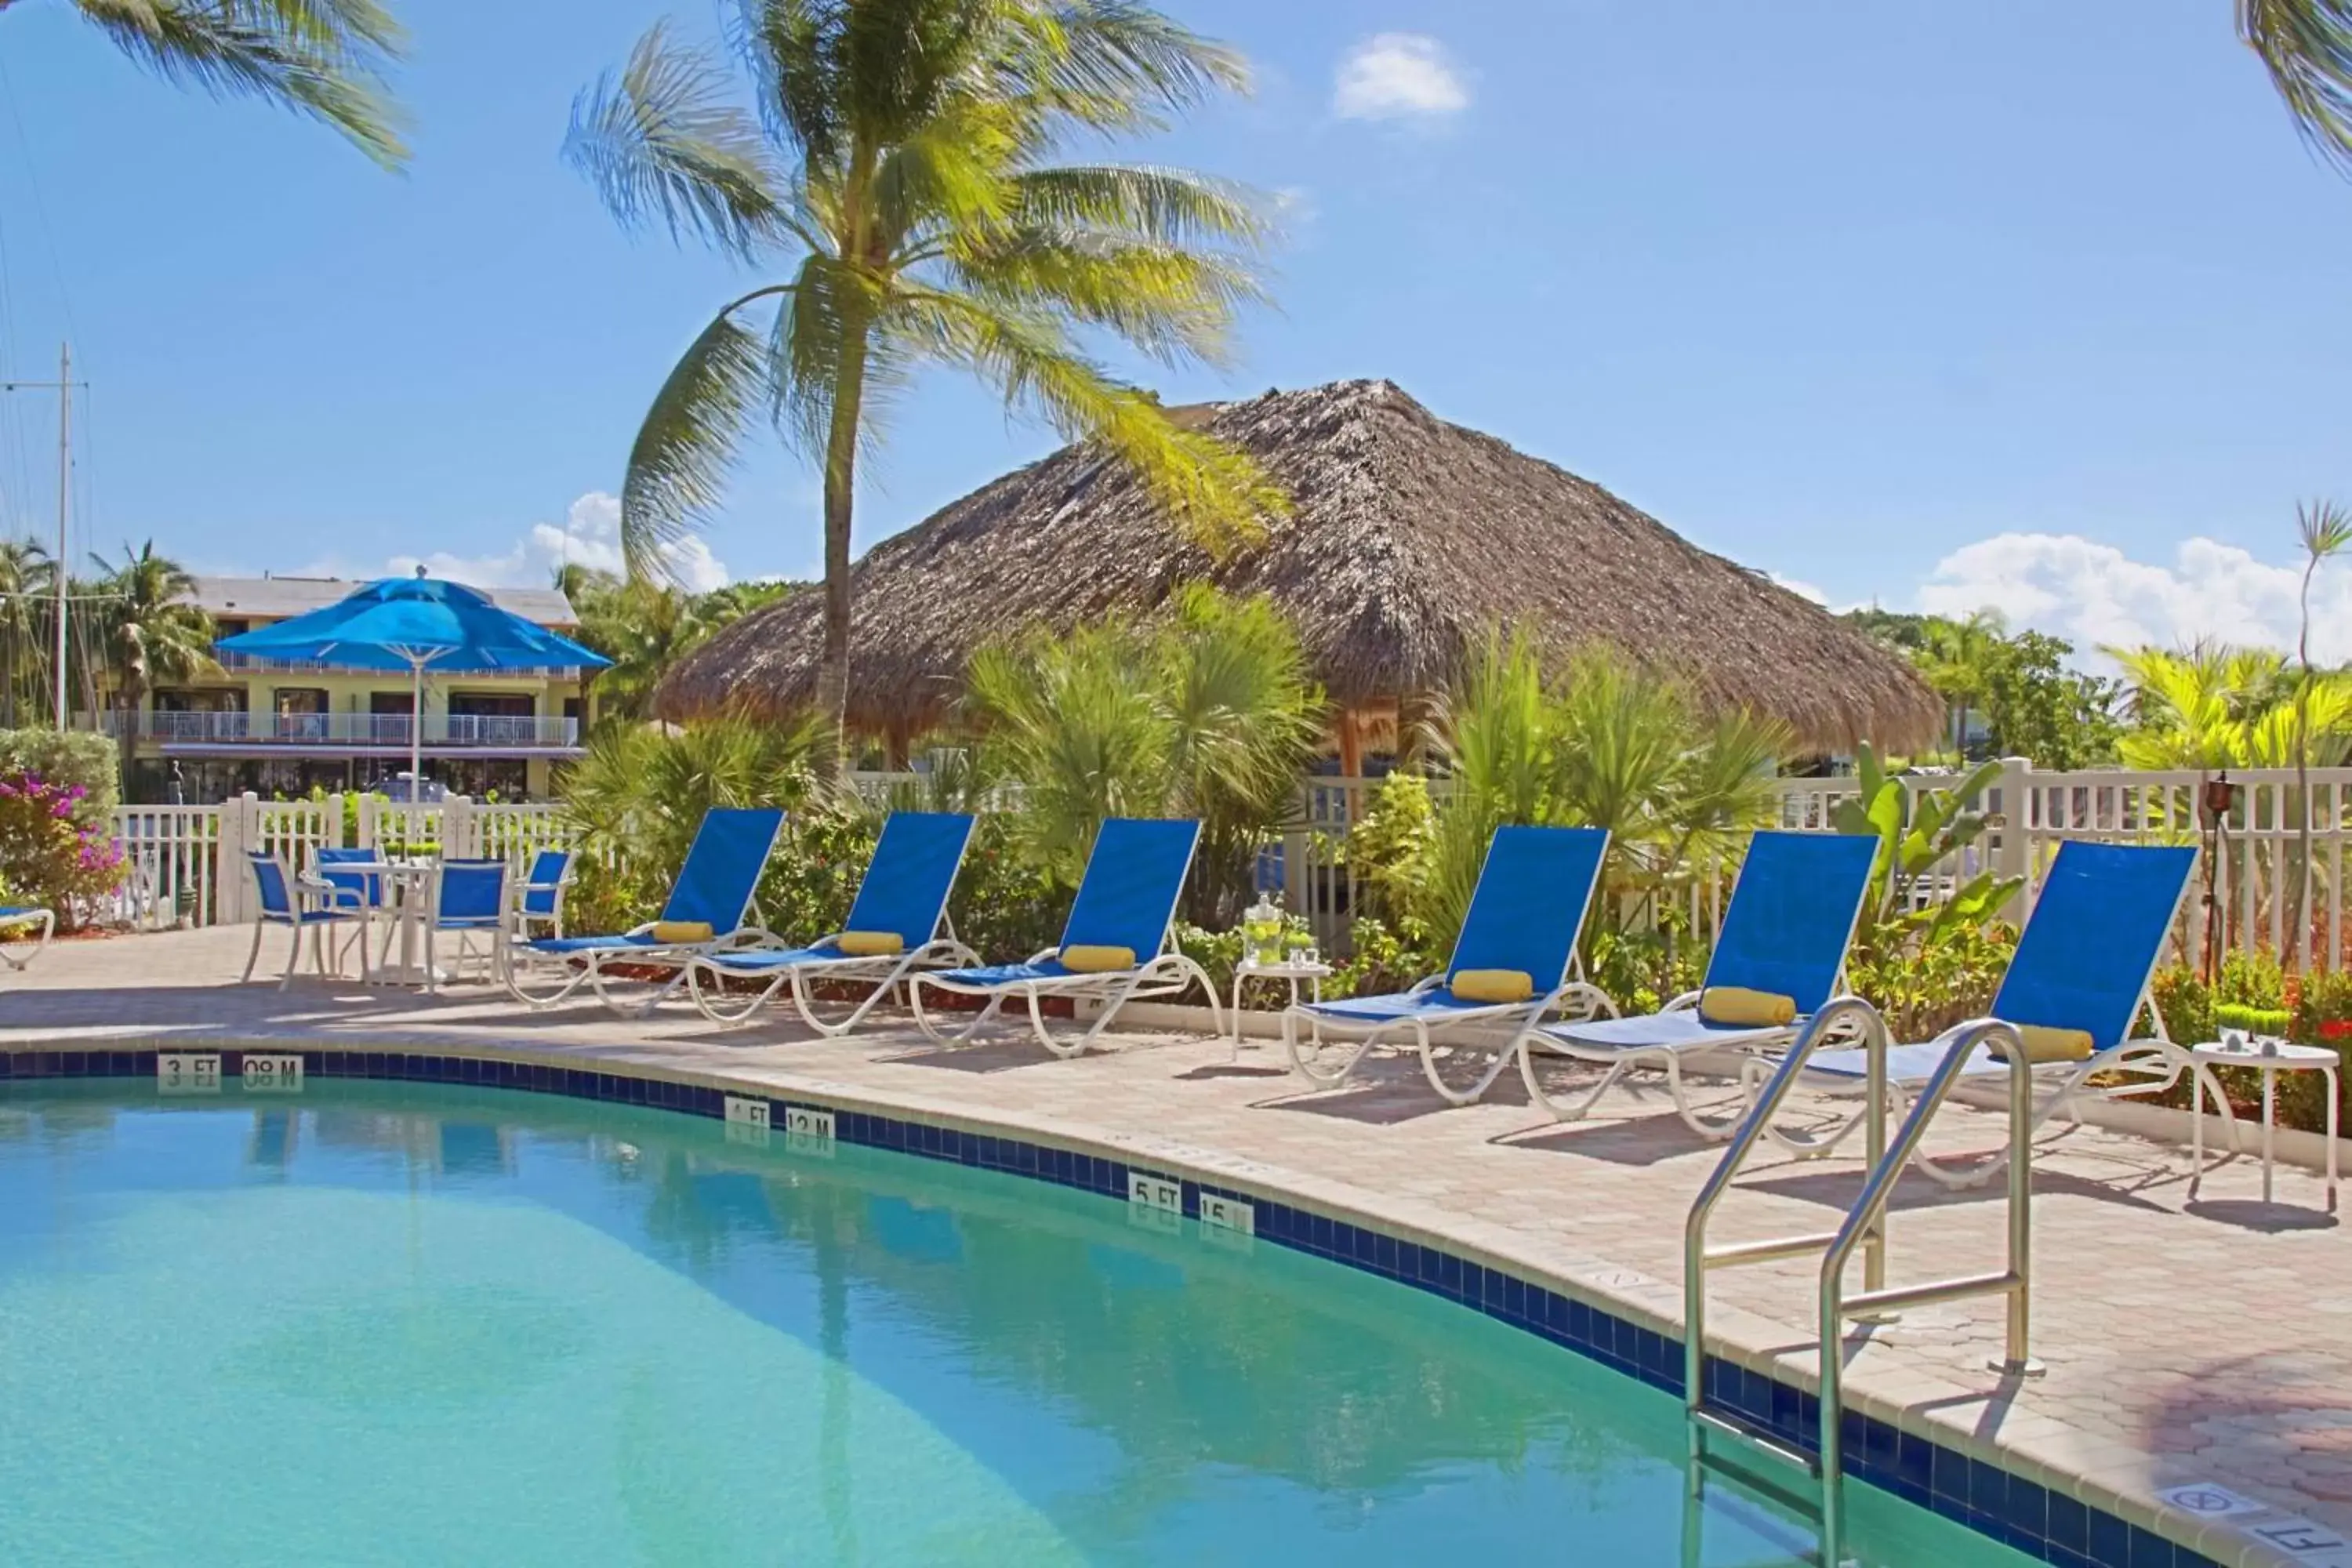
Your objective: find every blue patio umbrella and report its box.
[214,568,611,789]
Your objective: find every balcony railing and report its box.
[101,711,581,748]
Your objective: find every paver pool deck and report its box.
[6,926,2350,1567]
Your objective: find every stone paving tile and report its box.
[7,925,2352,1566]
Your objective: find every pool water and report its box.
[0,1080,2031,1566]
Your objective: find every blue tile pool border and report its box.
[0,1044,2217,1568]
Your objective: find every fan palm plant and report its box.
[20,0,407,166]
[1420,637,1788,950]
[565,0,1284,775]
[87,542,216,778]
[963,586,1319,923]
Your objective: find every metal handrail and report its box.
[1683,996,1891,1422]
[1816,1016,2040,1523]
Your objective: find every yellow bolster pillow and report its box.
[1060,945,1136,973]
[1698,986,1798,1028]
[1450,969,1534,1004]
[1990,1024,2096,1065]
[650,920,716,944]
[836,931,904,957]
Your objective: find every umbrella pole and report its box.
[410,655,424,802]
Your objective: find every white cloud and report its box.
[389,492,731,595]
[1915,532,2352,664]
[1333,34,1468,122]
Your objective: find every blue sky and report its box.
[1,0,2348,658]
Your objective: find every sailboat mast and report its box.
[53,341,69,729]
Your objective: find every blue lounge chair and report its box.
[241,849,369,989]
[1514,830,1878,1137]
[686,811,979,1033]
[908,818,1219,1058]
[1775,840,2208,1188]
[1284,825,1613,1105]
[503,807,784,1012]
[0,905,54,973]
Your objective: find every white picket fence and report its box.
[100,762,2352,972]
[1276,761,2352,972]
[105,793,586,928]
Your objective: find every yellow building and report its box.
[106,575,592,804]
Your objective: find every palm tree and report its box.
[0,537,52,728]
[12,0,408,166]
[2244,1,2352,174]
[1917,610,2002,761]
[2288,498,2352,971]
[565,0,1283,775]
[88,542,216,778]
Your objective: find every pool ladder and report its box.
[1680,1000,2042,1566]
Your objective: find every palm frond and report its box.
[728,0,845,170]
[947,226,1262,365]
[1007,164,1271,249]
[565,20,789,258]
[889,287,1286,550]
[2241,0,2352,175]
[74,0,408,167]
[1029,0,1248,135]
[619,297,782,584]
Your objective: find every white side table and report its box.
[2189,1040,2339,1210]
[1232,957,1333,1061]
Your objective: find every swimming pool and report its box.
[0,1078,2033,1566]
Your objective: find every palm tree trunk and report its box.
[813,322,870,784]
[2292,561,2320,974]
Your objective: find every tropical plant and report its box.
[1829,744,2024,1036]
[87,543,216,779]
[2109,643,2352,771]
[0,539,51,728]
[963,587,1320,926]
[1975,629,2123,769]
[561,708,826,916]
[2288,499,2352,971]
[1417,636,1787,951]
[564,0,1284,774]
[24,0,408,166]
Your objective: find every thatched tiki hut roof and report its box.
[659,379,1940,754]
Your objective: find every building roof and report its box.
[656,379,1939,751]
[185,575,578,628]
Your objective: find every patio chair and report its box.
[0,906,55,972]
[1513,830,1878,1137]
[514,848,574,942]
[422,858,510,991]
[908,818,1220,1058]
[685,811,979,1033]
[1283,825,1614,1105]
[241,849,370,990]
[314,844,396,971]
[1769,839,2209,1188]
[502,807,784,1014]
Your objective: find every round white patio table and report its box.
[1231,956,1332,1062]
[346,860,440,989]
[2188,1038,2339,1211]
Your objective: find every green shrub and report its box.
[1587,926,1709,1018]
[1342,773,1436,927]
[1328,916,1442,1001]
[0,728,118,818]
[946,814,1062,964]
